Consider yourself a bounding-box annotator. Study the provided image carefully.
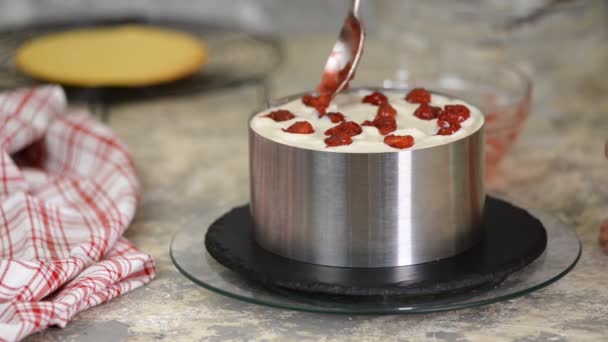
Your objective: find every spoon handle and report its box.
[351,0,361,17]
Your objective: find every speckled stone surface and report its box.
[25,36,608,341]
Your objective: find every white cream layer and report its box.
[250,90,484,153]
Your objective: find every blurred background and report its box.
[1,0,605,96]
[0,0,375,34]
[0,0,606,181]
[1,0,606,88]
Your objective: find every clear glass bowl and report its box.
[370,63,532,181]
[370,0,606,126]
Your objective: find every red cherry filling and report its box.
[375,117,397,135]
[600,220,608,254]
[338,62,354,92]
[434,104,471,135]
[282,121,315,134]
[375,103,397,119]
[362,91,388,106]
[324,121,363,137]
[361,116,397,135]
[264,109,295,122]
[405,88,431,104]
[302,93,331,116]
[436,121,462,135]
[326,112,346,123]
[413,103,442,120]
[318,62,355,94]
[443,104,470,122]
[361,120,374,126]
[384,134,415,149]
[324,132,353,147]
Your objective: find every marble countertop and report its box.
[26,36,608,341]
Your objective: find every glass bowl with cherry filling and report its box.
[248,87,485,269]
[382,63,532,181]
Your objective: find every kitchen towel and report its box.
[0,86,155,341]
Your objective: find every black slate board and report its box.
[205,197,547,296]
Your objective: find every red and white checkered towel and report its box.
[0,86,156,341]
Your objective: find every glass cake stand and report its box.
[170,209,580,314]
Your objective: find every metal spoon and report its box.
[316,0,365,97]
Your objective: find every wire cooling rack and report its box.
[0,17,283,120]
